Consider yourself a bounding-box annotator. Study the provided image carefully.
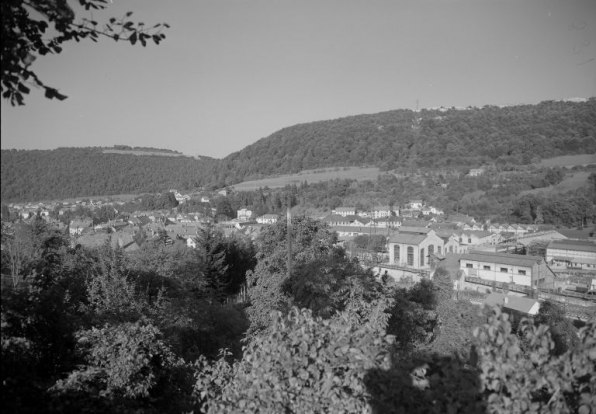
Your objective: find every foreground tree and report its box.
[2,0,168,105]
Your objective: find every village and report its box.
[4,188,595,322]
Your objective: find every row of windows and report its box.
[393,245,442,266]
[465,263,526,275]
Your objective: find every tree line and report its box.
[2,100,596,203]
[1,216,594,413]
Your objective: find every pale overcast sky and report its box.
[1,0,595,158]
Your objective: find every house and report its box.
[237,208,253,221]
[352,217,372,227]
[69,218,94,236]
[460,250,555,288]
[546,240,596,270]
[332,207,356,217]
[321,214,351,227]
[329,226,368,237]
[429,206,444,215]
[420,207,433,216]
[376,216,402,228]
[458,230,497,246]
[409,200,423,210]
[448,214,476,227]
[201,196,210,203]
[372,206,392,219]
[463,223,483,231]
[401,220,429,228]
[400,209,417,218]
[468,168,485,177]
[256,214,279,224]
[483,292,540,326]
[388,227,445,270]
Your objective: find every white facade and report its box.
[332,207,356,217]
[546,240,596,270]
[459,251,552,288]
[256,214,279,224]
[237,208,253,221]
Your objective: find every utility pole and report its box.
[287,194,292,278]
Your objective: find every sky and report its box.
[2,0,595,159]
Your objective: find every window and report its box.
[428,245,434,264]
[518,270,526,275]
[420,248,425,266]
[437,246,441,255]
[500,267,508,273]
[466,263,473,268]
[483,265,491,270]
[450,246,454,253]
[393,245,400,263]
[407,247,414,266]
[468,238,472,243]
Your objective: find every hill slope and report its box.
[213,99,596,184]
[1,148,216,202]
[1,99,595,202]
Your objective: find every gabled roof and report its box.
[258,214,279,219]
[389,233,429,245]
[461,250,543,267]
[484,293,539,315]
[401,220,430,228]
[399,226,432,234]
[334,207,356,211]
[321,214,349,222]
[462,230,493,238]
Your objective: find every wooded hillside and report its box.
[213,99,596,183]
[1,99,595,202]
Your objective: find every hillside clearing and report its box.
[539,154,596,168]
[232,167,381,191]
[103,149,190,157]
[519,171,592,196]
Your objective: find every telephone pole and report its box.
[287,194,292,278]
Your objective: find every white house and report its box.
[237,208,253,221]
[546,240,596,270]
[388,227,445,270]
[256,214,279,224]
[409,200,423,210]
[460,250,555,288]
[372,206,392,219]
[483,292,540,326]
[332,207,356,217]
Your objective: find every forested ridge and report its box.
[1,148,217,202]
[213,99,596,183]
[2,99,595,202]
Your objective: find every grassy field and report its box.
[519,171,592,196]
[539,154,596,168]
[103,149,190,157]
[232,167,381,191]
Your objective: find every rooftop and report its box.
[461,250,543,267]
[484,292,539,315]
[548,239,596,253]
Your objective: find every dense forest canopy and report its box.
[1,99,595,202]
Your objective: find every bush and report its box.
[196,308,394,413]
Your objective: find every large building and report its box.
[460,250,555,288]
[546,240,596,270]
[388,227,445,270]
